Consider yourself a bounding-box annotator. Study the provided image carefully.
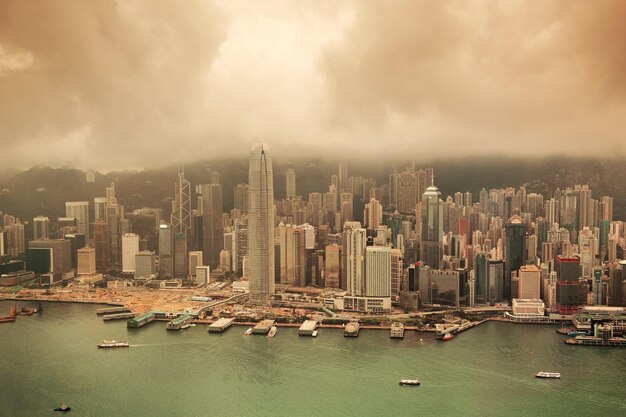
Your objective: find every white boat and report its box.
[535,371,560,379]
[244,327,253,336]
[267,326,277,338]
[98,340,130,348]
[399,379,420,386]
[312,330,318,337]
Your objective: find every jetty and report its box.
[102,312,135,321]
[253,320,275,335]
[96,306,130,315]
[298,320,319,336]
[390,322,405,338]
[344,321,360,337]
[208,317,235,333]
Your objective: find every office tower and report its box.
[94,197,108,222]
[219,250,231,272]
[6,223,25,258]
[474,252,489,304]
[343,222,366,296]
[286,168,296,199]
[121,233,140,273]
[159,223,174,278]
[33,216,49,240]
[173,233,188,278]
[234,183,249,212]
[575,185,592,230]
[504,215,526,299]
[248,143,275,304]
[65,201,90,241]
[135,251,156,279]
[201,183,223,268]
[395,169,418,214]
[57,217,77,238]
[235,217,248,274]
[487,259,505,304]
[64,233,86,269]
[325,244,341,288]
[420,177,443,269]
[29,239,72,275]
[224,232,237,272]
[172,165,192,234]
[92,221,110,272]
[365,246,391,297]
[278,223,307,286]
[188,251,203,280]
[518,264,540,299]
[364,198,383,231]
[431,270,461,307]
[77,247,96,275]
[555,255,581,314]
[609,262,624,306]
[338,162,348,193]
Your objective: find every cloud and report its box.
[0,1,624,170]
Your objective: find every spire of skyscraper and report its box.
[248,143,275,304]
[172,163,191,233]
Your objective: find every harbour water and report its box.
[1,301,624,417]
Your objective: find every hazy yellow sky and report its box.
[0,0,624,169]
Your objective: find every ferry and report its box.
[54,404,71,412]
[181,323,191,330]
[399,379,421,386]
[244,327,253,336]
[312,330,318,337]
[442,333,455,341]
[535,371,561,379]
[97,340,130,348]
[267,326,277,338]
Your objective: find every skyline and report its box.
[1,1,625,170]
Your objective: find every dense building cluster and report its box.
[1,150,625,314]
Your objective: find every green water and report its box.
[0,301,624,417]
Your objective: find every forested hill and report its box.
[0,156,625,223]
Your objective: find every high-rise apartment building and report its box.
[248,143,275,304]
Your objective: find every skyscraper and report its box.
[33,216,49,240]
[343,221,367,296]
[248,143,275,304]
[420,176,443,269]
[171,165,191,233]
[65,201,90,241]
[504,214,526,299]
[286,168,296,199]
[201,183,223,268]
[121,233,140,273]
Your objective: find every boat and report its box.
[419,338,424,343]
[311,330,318,337]
[181,323,191,330]
[267,326,277,338]
[442,333,455,341]
[399,379,421,386]
[244,327,253,336]
[535,371,561,379]
[0,306,16,323]
[97,340,130,348]
[568,331,586,337]
[21,307,36,316]
[54,404,71,412]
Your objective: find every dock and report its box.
[102,312,135,321]
[565,336,626,347]
[127,312,156,328]
[253,319,275,334]
[208,317,235,333]
[344,321,360,337]
[166,314,194,331]
[390,322,404,338]
[96,306,130,315]
[298,320,319,336]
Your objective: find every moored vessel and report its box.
[244,327,253,336]
[442,333,455,341]
[267,326,277,338]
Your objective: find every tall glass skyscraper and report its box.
[248,143,275,304]
[420,177,443,269]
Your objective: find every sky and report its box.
[0,0,625,170]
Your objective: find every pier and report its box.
[565,337,626,347]
[390,322,404,338]
[344,321,360,337]
[208,317,235,333]
[96,306,130,315]
[298,320,319,336]
[253,319,275,334]
[102,312,135,321]
[166,314,194,331]
[127,312,156,328]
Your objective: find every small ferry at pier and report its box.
[267,326,277,338]
[442,333,455,341]
[312,330,318,337]
[97,340,130,348]
[244,327,253,336]
[535,371,561,379]
[399,379,421,386]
